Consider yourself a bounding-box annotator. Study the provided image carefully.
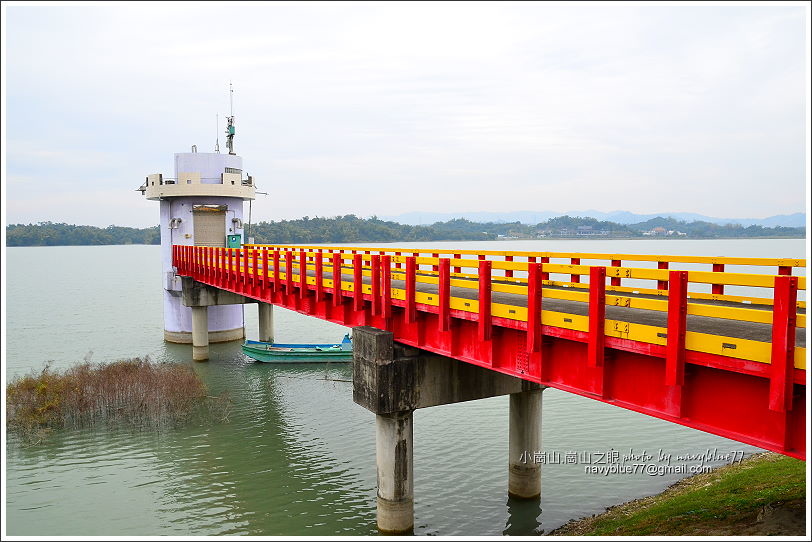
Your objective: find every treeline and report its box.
[5,215,805,247]
[248,215,495,243]
[6,222,160,246]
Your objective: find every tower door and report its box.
[193,207,227,247]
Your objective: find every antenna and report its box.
[215,114,220,153]
[225,82,236,155]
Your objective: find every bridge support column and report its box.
[353,325,540,534]
[191,306,209,361]
[509,388,543,499]
[258,302,274,343]
[376,410,414,535]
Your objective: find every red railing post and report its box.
[353,253,363,312]
[299,250,307,299]
[611,259,622,287]
[315,252,324,302]
[665,271,689,387]
[570,257,581,284]
[371,254,381,316]
[438,258,450,332]
[382,255,392,320]
[588,267,606,368]
[505,255,514,278]
[272,250,280,293]
[394,251,402,270]
[658,261,669,291]
[332,252,343,307]
[541,257,550,281]
[432,253,439,273]
[285,250,294,293]
[405,256,417,323]
[242,247,249,294]
[769,275,798,412]
[252,248,259,295]
[778,265,792,276]
[527,262,543,354]
[711,263,725,295]
[453,253,461,274]
[478,260,492,341]
[261,248,269,295]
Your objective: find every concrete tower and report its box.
[138,101,255,344]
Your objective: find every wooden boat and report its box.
[242,334,353,363]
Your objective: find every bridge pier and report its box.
[353,326,543,534]
[509,388,543,498]
[376,410,414,535]
[258,302,274,343]
[191,306,209,361]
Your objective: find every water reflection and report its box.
[503,495,543,535]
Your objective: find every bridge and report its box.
[172,243,806,534]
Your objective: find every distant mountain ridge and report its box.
[380,210,807,228]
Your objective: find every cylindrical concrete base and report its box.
[258,302,274,343]
[376,411,414,535]
[509,388,543,499]
[191,306,209,362]
[164,327,245,344]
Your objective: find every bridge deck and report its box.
[173,245,807,459]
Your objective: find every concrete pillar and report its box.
[191,306,209,361]
[376,410,414,535]
[258,302,274,343]
[509,388,543,499]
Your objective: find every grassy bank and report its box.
[7,358,230,442]
[550,452,806,536]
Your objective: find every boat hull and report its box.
[242,338,353,363]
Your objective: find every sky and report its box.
[2,1,810,228]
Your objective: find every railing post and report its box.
[769,275,798,412]
[658,261,669,291]
[611,259,621,287]
[405,257,416,323]
[453,254,461,274]
[272,250,280,293]
[315,252,324,302]
[285,250,294,293]
[527,262,543,355]
[252,248,259,296]
[242,247,249,294]
[332,252,343,307]
[353,253,364,312]
[382,255,392,320]
[711,263,725,295]
[261,248,269,296]
[588,267,606,369]
[505,255,514,278]
[478,260,492,342]
[432,253,439,273]
[665,271,689,387]
[394,251,402,270]
[371,255,381,316]
[438,258,450,332]
[540,257,550,281]
[570,257,581,284]
[778,265,792,276]
[299,250,307,299]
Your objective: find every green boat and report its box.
[242,334,353,363]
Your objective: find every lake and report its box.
[4,239,805,535]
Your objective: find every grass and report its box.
[550,452,806,536]
[7,358,230,443]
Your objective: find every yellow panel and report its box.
[493,303,527,320]
[450,296,478,313]
[685,332,770,364]
[541,310,588,332]
[794,348,806,370]
[414,291,440,306]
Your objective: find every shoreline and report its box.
[549,452,806,536]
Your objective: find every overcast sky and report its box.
[2,2,809,227]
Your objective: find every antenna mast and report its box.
[225,82,236,155]
[215,114,220,153]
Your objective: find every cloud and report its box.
[2,3,808,226]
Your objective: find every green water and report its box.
[4,239,805,535]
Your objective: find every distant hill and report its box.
[381,210,807,228]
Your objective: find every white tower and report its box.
[138,103,255,344]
